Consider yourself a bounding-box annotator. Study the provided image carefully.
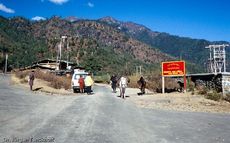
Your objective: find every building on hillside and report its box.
[23,59,84,75]
[24,59,73,70]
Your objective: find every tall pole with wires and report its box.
[4,53,8,74]
[205,44,229,73]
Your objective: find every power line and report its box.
[205,44,229,73]
[136,66,142,75]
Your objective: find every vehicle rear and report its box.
[71,69,88,93]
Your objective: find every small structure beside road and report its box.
[187,72,230,97]
[186,44,230,97]
[22,58,81,75]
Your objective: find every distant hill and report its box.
[0,16,173,74]
[0,16,229,74]
[99,16,230,72]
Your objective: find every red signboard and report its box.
[162,61,185,76]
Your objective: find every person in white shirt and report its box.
[119,76,128,99]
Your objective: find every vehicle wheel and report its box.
[73,89,78,93]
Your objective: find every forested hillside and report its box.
[100,17,230,72]
[0,16,172,75]
[1,16,228,74]
[0,16,48,69]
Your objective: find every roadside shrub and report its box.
[50,78,63,89]
[128,74,179,92]
[15,70,71,90]
[15,70,29,79]
[198,87,208,95]
[187,81,195,95]
[62,77,71,90]
[14,70,30,83]
[146,75,179,92]
[205,91,222,101]
[127,75,141,88]
[94,75,110,84]
[191,91,195,95]
[35,70,55,83]
[35,70,71,89]
[187,80,195,92]
[224,93,230,102]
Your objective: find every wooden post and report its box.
[184,75,186,93]
[162,76,165,94]
[222,75,226,97]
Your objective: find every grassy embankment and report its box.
[14,70,71,90]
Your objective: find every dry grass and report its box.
[94,75,110,84]
[205,91,222,101]
[225,94,230,102]
[15,70,29,81]
[14,70,29,83]
[127,75,140,88]
[14,70,71,90]
[128,74,179,92]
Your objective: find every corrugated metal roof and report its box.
[186,72,230,77]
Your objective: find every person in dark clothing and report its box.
[29,71,35,91]
[110,75,117,93]
[137,76,146,95]
[177,81,184,92]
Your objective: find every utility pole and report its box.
[139,66,142,75]
[136,66,142,75]
[4,53,8,74]
[56,36,67,70]
[56,41,61,70]
[67,38,69,68]
[205,44,229,73]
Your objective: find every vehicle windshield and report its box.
[74,74,88,80]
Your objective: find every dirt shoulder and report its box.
[126,88,230,114]
[10,74,74,95]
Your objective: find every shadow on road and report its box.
[33,87,43,91]
[117,95,130,98]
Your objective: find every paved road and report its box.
[0,74,230,143]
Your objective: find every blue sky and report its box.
[0,0,229,42]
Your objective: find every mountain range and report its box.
[0,15,229,74]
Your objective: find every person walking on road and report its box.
[78,75,85,93]
[110,74,118,93]
[28,70,35,91]
[84,73,94,95]
[119,76,128,99]
[137,76,146,95]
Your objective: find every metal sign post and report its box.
[184,75,187,93]
[162,76,165,93]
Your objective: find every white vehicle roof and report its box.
[74,69,88,74]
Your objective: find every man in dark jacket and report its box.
[110,75,117,93]
[137,76,146,95]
